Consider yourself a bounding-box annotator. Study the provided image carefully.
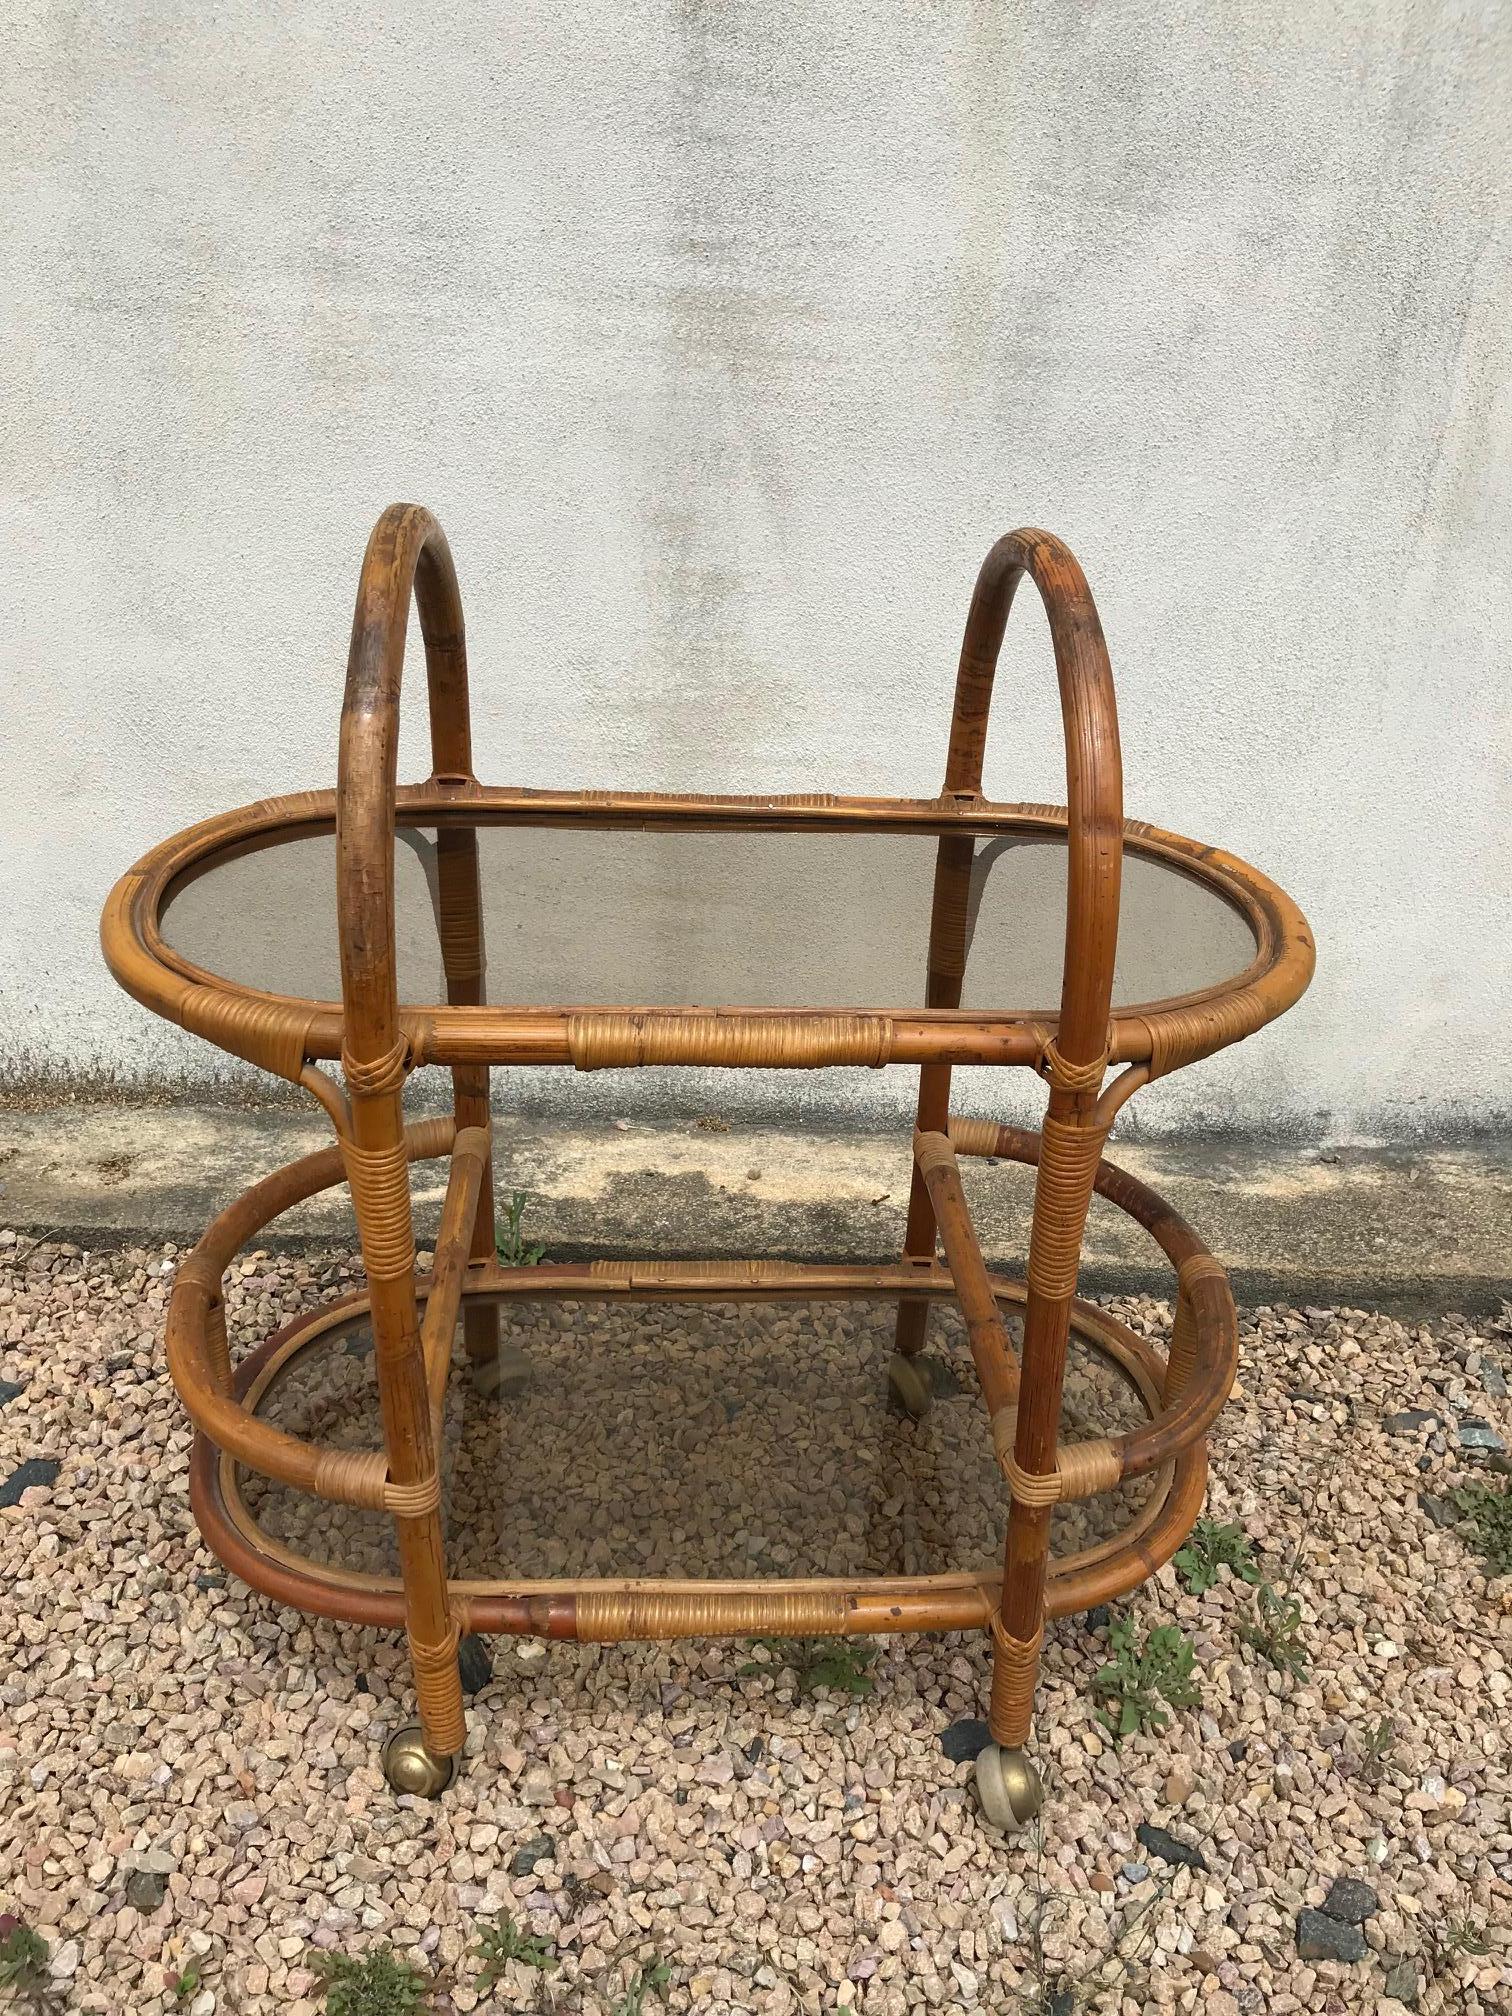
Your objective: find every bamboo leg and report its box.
[894,831,976,1362]
[435,825,498,1366]
[344,1067,464,1772]
[989,1088,1107,1759]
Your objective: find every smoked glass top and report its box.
[159,821,1257,1015]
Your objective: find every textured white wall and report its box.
[3,3,1508,1137]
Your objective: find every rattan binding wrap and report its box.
[181,989,313,1084]
[385,1473,444,1517]
[340,1138,416,1281]
[409,1622,466,1754]
[1036,1033,1111,1094]
[988,1616,1044,1748]
[948,1114,1001,1157]
[342,1038,410,1098]
[575,1588,850,1642]
[312,1445,391,1511]
[589,1258,792,1286]
[1136,992,1267,1081]
[1001,1435,1121,1508]
[1025,1114,1109,1301]
[436,872,484,985]
[1166,1250,1229,1402]
[566,1012,892,1072]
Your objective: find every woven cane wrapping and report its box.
[1002,1455,1061,1508]
[1054,1436,1122,1500]
[566,1013,892,1072]
[988,1616,1044,1748]
[312,1445,391,1511]
[1025,1115,1107,1302]
[1035,1034,1110,1094]
[341,1039,410,1098]
[182,989,313,1084]
[384,1473,444,1518]
[575,1588,850,1643]
[948,1114,1001,1157]
[341,1138,416,1280]
[409,1623,466,1755]
[589,1258,790,1286]
[436,870,484,986]
[1138,990,1265,1081]
[927,839,975,983]
[1165,1251,1229,1402]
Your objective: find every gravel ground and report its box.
[1,1231,1509,2016]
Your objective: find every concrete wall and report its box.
[3,2,1508,1138]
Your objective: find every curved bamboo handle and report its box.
[337,503,474,1066]
[945,529,1123,1065]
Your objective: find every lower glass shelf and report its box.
[233,1288,1164,1588]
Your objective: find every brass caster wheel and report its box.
[974,1743,1042,1832]
[887,1351,933,1421]
[470,1338,530,1400]
[382,1724,458,1798]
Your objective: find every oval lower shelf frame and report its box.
[192,1271,1207,1640]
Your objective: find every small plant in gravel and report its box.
[1237,1581,1310,1680]
[1451,1476,1512,1575]
[170,1959,202,2002]
[1091,1618,1200,1740]
[1350,1713,1398,1786]
[1173,1517,1261,1595]
[613,1956,672,2015]
[472,1913,559,1987]
[740,1638,877,1694]
[496,1190,547,1267]
[0,1916,55,2009]
[312,1947,434,2015]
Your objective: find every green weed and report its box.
[1173,1517,1261,1595]
[739,1638,877,1695]
[1091,1618,1201,1741]
[496,1190,547,1268]
[472,1913,559,1988]
[311,1947,433,2015]
[0,1918,53,2008]
[614,1957,672,2016]
[1237,1582,1310,1680]
[1451,1477,1512,1576]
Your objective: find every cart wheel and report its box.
[470,1339,530,1400]
[887,1351,933,1421]
[974,1743,1042,1832]
[382,1723,457,1798]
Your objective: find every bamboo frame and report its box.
[100,505,1312,1783]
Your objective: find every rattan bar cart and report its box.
[101,507,1313,1825]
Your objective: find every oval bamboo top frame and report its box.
[102,788,1312,1076]
[100,508,1314,1083]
